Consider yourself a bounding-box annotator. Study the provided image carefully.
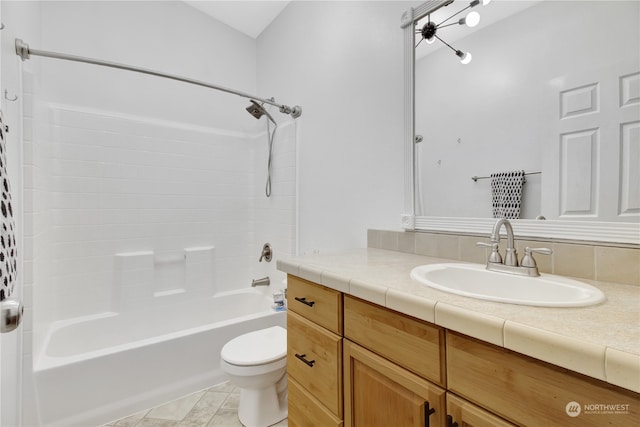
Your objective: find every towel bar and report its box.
[472,171,541,182]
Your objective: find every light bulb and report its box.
[465,11,480,27]
[426,37,435,44]
[482,0,491,5]
[456,50,472,64]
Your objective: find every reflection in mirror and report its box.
[414,1,639,223]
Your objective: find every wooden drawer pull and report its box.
[294,296,315,307]
[295,353,315,367]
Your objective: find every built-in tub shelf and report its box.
[114,246,215,311]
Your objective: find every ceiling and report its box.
[183,1,291,39]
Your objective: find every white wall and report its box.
[39,0,258,132]
[258,1,415,254]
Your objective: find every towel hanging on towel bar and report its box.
[491,170,525,219]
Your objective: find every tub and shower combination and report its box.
[16,37,300,427]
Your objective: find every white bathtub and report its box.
[33,289,286,427]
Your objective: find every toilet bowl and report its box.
[221,326,287,427]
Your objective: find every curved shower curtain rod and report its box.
[14,38,302,119]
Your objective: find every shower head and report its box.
[246,99,277,125]
[246,100,266,119]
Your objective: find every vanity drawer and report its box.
[446,331,640,427]
[287,275,343,335]
[288,377,343,427]
[344,295,446,387]
[287,310,343,417]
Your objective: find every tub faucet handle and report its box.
[259,243,272,262]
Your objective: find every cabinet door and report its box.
[344,340,446,427]
[446,393,516,427]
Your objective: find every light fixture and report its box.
[463,11,480,28]
[456,50,472,64]
[415,0,492,64]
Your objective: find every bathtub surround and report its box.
[30,103,297,320]
[368,229,640,286]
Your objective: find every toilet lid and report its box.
[221,326,287,366]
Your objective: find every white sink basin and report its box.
[410,263,606,307]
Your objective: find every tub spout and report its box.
[251,276,270,287]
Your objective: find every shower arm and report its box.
[14,38,302,119]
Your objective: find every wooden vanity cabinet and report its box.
[286,275,640,427]
[287,276,343,426]
[447,331,640,427]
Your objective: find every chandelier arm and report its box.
[434,34,458,54]
[437,21,461,30]
[437,4,471,27]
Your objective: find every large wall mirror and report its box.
[402,0,640,244]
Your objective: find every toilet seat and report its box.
[221,326,287,366]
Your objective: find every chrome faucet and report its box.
[477,218,552,277]
[490,218,518,266]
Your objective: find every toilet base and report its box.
[237,374,288,427]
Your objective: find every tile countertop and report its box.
[277,248,640,394]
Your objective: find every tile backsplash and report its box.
[368,229,640,286]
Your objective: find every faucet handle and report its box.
[477,241,502,264]
[521,247,553,268]
[259,243,272,262]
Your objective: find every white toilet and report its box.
[220,326,288,427]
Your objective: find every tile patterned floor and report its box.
[102,382,288,427]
